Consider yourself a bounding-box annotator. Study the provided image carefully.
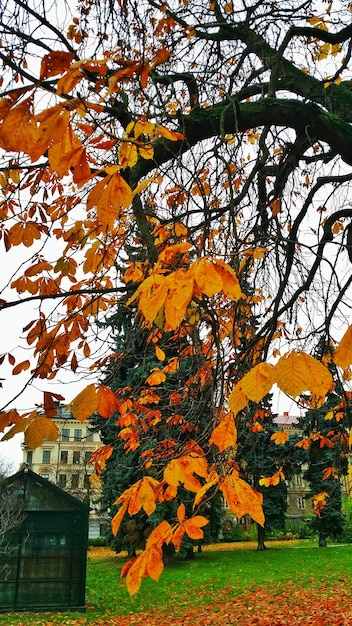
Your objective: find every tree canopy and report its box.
[1,0,352,594]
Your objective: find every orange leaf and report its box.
[0,98,37,155]
[25,416,59,449]
[183,515,208,540]
[270,430,289,445]
[164,453,207,493]
[193,471,220,509]
[128,477,159,517]
[89,445,113,474]
[48,123,88,178]
[334,325,352,370]
[87,169,132,228]
[164,271,194,329]
[193,257,223,297]
[131,274,168,324]
[67,384,98,422]
[12,360,31,375]
[211,258,243,301]
[209,412,237,451]
[220,474,264,526]
[97,385,120,418]
[177,502,186,523]
[40,51,75,80]
[111,501,128,537]
[146,368,167,386]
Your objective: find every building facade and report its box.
[22,404,107,539]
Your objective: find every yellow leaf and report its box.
[240,362,275,404]
[118,141,138,168]
[334,325,352,370]
[67,384,98,422]
[130,274,168,324]
[157,125,184,141]
[155,346,166,361]
[275,350,333,398]
[209,412,237,452]
[138,144,154,160]
[25,416,59,449]
[228,383,248,416]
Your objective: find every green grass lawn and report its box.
[1,543,351,625]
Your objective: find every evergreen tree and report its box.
[93,268,223,556]
[237,401,302,550]
[300,389,349,547]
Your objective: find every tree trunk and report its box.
[256,524,268,551]
[318,532,327,547]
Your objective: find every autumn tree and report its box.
[1,0,352,593]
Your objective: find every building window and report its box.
[297,497,306,509]
[27,450,33,465]
[60,450,68,464]
[73,451,81,464]
[86,428,94,442]
[61,428,70,442]
[84,474,90,489]
[74,428,82,441]
[85,451,91,463]
[99,522,108,537]
[71,473,79,488]
[42,450,51,464]
[58,474,67,488]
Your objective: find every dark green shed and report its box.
[0,467,89,612]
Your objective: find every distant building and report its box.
[22,403,108,539]
[273,412,311,518]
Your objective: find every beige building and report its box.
[22,403,107,538]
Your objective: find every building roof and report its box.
[4,467,90,511]
[273,412,300,427]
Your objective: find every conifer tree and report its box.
[94,267,223,556]
[298,342,349,546]
[237,401,302,550]
[300,389,349,546]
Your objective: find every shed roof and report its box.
[4,467,89,512]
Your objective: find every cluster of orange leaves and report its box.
[1,41,352,598]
